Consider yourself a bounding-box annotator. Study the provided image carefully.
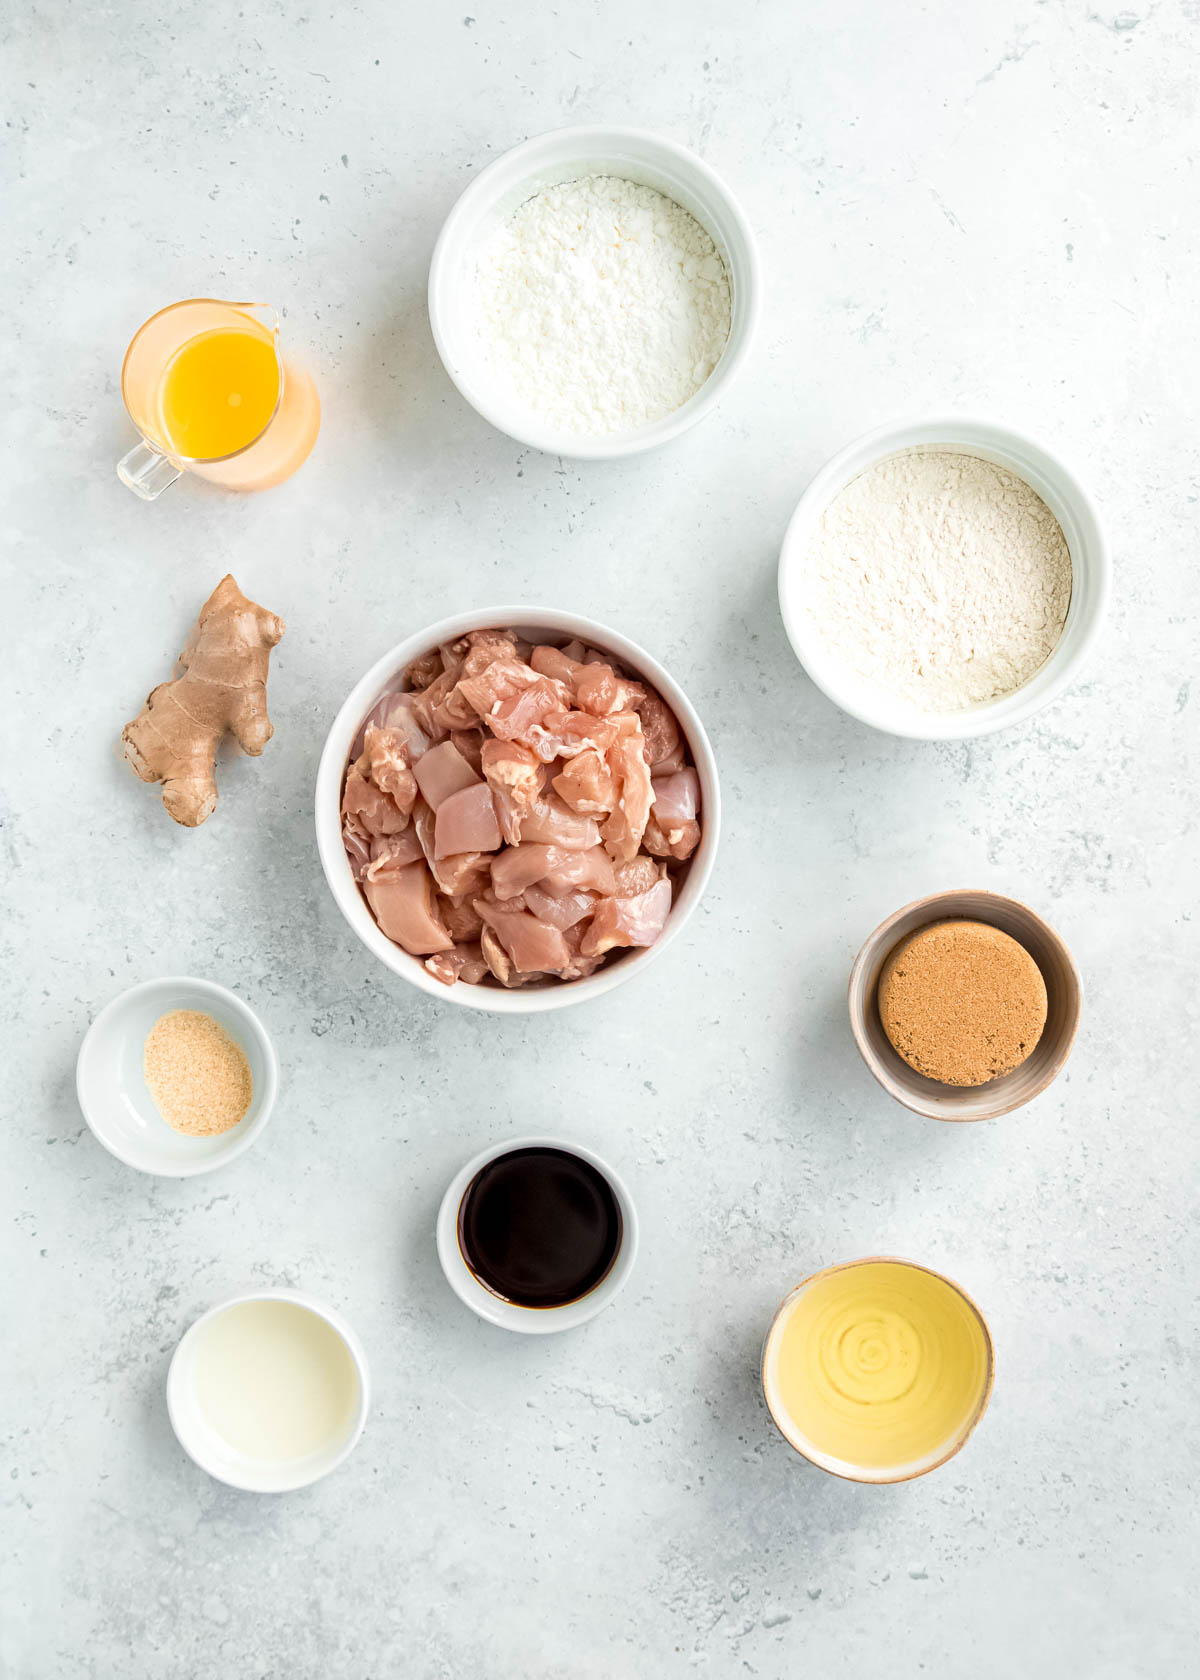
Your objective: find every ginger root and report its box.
[122,574,285,827]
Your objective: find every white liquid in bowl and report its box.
[194,1299,361,1462]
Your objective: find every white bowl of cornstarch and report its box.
[429,126,761,458]
[777,417,1110,740]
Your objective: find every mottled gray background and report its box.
[3,1,1198,1675]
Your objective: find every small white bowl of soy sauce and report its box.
[436,1138,638,1333]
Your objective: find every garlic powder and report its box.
[143,1009,253,1137]
[470,174,731,435]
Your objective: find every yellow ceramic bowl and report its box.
[762,1257,994,1484]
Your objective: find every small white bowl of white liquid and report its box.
[167,1290,370,1492]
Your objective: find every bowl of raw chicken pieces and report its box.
[315,608,721,1011]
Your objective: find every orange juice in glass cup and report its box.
[118,299,320,499]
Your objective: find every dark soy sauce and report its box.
[457,1147,623,1309]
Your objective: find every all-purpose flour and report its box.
[471,175,731,435]
[802,451,1073,713]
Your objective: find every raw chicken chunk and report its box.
[633,686,682,770]
[523,883,597,930]
[599,714,654,863]
[539,845,616,896]
[475,898,570,976]
[434,782,502,858]
[552,747,616,816]
[643,811,701,862]
[612,856,661,897]
[480,927,536,988]
[463,629,520,663]
[450,729,485,775]
[558,922,607,980]
[651,768,700,823]
[342,813,373,880]
[581,877,673,957]
[480,740,544,843]
[364,829,425,879]
[529,645,580,686]
[491,843,565,901]
[342,766,409,837]
[488,683,576,756]
[425,941,490,987]
[480,739,543,802]
[645,767,701,860]
[438,894,485,942]
[359,727,418,814]
[409,666,460,739]
[360,691,431,763]
[456,657,564,725]
[519,795,602,850]
[405,650,443,691]
[431,681,485,734]
[575,662,644,718]
[491,842,614,901]
[530,645,643,717]
[412,797,491,897]
[413,740,479,809]
[527,710,618,764]
[365,863,454,955]
[344,628,702,988]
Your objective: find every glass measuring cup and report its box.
[118,299,321,499]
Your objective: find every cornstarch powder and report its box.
[471,175,731,435]
[803,451,1073,713]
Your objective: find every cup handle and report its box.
[117,440,181,501]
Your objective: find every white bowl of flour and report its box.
[428,126,760,458]
[778,417,1110,739]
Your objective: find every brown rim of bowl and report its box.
[847,889,1082,1122]
[760,1255,996,1485]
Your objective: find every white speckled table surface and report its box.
[4,2,1198,1675]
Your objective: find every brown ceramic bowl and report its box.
[761,1256,996,1484]
[848,890,1081,1121]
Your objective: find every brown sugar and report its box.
[877,920,1048,1087]
[143,1009,253,1136]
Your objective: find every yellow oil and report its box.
[157,317,280,459]
[766,1260,990,1473]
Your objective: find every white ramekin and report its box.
[428,125,761,459]
[777,416,1111,740]
[75,976,278,1177]
[166,1289,370,1493]
[314,606,720,1014]
[436,1136,638,1334]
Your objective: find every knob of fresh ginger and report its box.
[121,573,285,826]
